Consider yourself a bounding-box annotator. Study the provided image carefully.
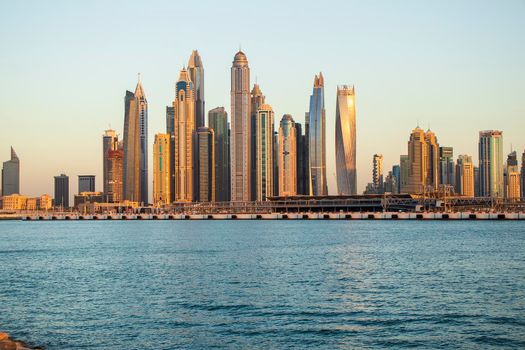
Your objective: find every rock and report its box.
[0,334,9,341]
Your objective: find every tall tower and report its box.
[424,130,440,191]
[478,130,503,197]
[406,127,427,194]
[456,155,474,197]
[153,133,171,206]
[188,50,205,128]
[308,73,327,196]
[439,146,455,188]
[194,127,215,202]
[335,85,356,195]
[123,78,148,204]
[255,104,274,201]
[399,155,409,193]
[54,174,69,208]
[521,150,525,198]
[504,151,520,199]
[278,114,297,197]
[373,154,384,193]
[230,51,251,201]
[1,147,20,196]
[173,68,195,202]
[208,107,230,202]
[102,130,118,194]
[250,84,266,200]
[107,148,123,202]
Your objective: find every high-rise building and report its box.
[404,127,440,194]
[208,107,230,202]
[425,130,440,191]
[188,50,205,129]
[456,155,474,197]
[478,130,503,197]
[173,68,195,202]
[308,73,327,196]
[335,85,356,195]
[439,146,455,189]
[373,154,384,193]
[474,166,480,197]
[254,104,274,201]
[78,175,95,193]
[230,51,251,202]
[504,151,520,199]
[278,114,297,197]
[1,147,20,196]
[166,106,175,134]
[295,122,306,195]
[107,149,123,202]
[153,133,171,206]
[384,171,398,193]
[194,127,215,202]
[399,155,409,193]
[392,165,401,194]
[250,84,265,200]
[102,130,118,194]
[123,78,148,204]
[54,174,69,208]
[521,150,525,198]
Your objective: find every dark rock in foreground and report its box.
[0,332,42,350]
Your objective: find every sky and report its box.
[0,0,524,201]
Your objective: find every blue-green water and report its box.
[0,221,524,349]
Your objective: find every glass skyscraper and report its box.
[308,73,327,196]
[255,104,274,201]
[1,147,19,196]
[478,130,503,198]
[188,50,205,128]
[208,107,230,202]
[335,85,357,195]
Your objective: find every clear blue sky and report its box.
[1,0,524,199]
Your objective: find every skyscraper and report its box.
[373,154,384,193]
[399,155,409,193]
[123,78,148,204]
[194,127,215,202]
[78,175,95,193]
[474,166,480,197]
[1,147,20,196]
[504,151,520,199]
[521,150,525,198]
[405,127,426,194]
[166,106,176,203]
[335,85,356,195]
[54,174,69,208]
[478,130,503,197]
[208,107,230,202]
[392,165,401,194]
[456,155,474,197]
[250,84,266,200]
[425,130,440,191]
[107,148,123,202]
[188,50,205,129]
[166,106,175,134]
[308,73,327,196]
[103,130,118,194]
[255,104,274,201]
[295,122,307,195]
[439,146,455,189]
[230,51,251,202]
[153,133,171,206]
[278,114,297,197]
[173,68,195,202]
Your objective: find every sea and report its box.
[0,220,524,349]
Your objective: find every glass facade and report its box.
[335,85,357,195]
[308,73,327,196]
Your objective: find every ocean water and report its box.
[0,220,524,349]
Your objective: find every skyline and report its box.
[1,0,524,199]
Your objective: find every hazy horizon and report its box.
[1,0,524,201]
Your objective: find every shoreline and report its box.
[0,332,42,350]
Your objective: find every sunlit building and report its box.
[405,127,426,193]
[107,149,123,202]
[456,155,474,197]
[208,107,230,202]
[439,146,455,189]
[153,133,171,206]
[504,151,520,200]
[188,50,205,128]
[478,130,503,198]
[173,68,195,202]
[335,85,356,195]
[123,78,148,204]
[308,73,327,196]
[425,130,440,191]
[2,147,20,196]
[102,129,118,194]
[278,115,297,196]
[230,51,251,201]
[2,194,27,210]
[255,104,274,201]
[373,154,384,193]
[522,150,525,198]
[250,84,266,200]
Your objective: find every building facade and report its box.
[478,130,503,197]
[308,73,328,196]
[188,50,205,129]
[254,104,274,201]
[208,107,230,202]
[173,68,195,202]
[439,146,455,189]
[250,84,266,200]
[2,147,20,196]
[504,151,520,199]
[335,85,357,195]
[54,174,69,208]
[107,149,123,202]
[153,133,171,206]
[194,127,215,202]
[522,150,525,198]
[102,130,118,194]
[278,115,297,196]
[230,51,251,201]
[399,155,409,193]
[123,79,148,204]
[405,127,426,193]
[78,175,95,194]
[425,130,440,191]
[373,154,384,193]
[456,155,474,197]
